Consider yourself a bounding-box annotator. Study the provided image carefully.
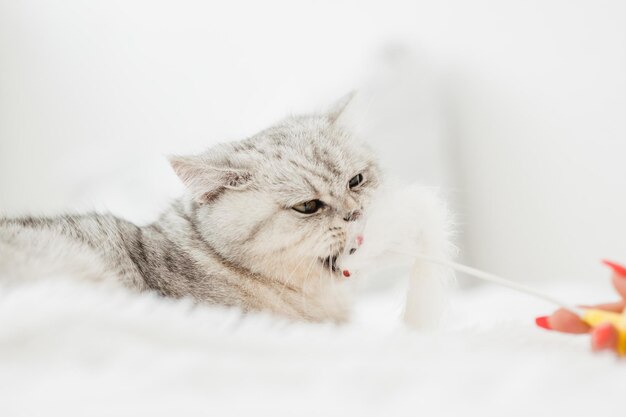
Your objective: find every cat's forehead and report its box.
[244,115,378,199]
[261,117,362,163]
[260,116,366,162]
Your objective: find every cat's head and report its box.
[170,95,380,286]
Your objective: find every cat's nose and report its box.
[343,210,361,222]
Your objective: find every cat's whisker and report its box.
[315,237,339,315]
[303,226,335,309]
[280,233,324,309]
[325,241,335,311]
[276,248,309,300]
[300,248,322,311]
[276,236,328,300]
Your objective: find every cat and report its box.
[0,95,381,323]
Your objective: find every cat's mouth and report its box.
[320,253,340,274]
[319,235,363,276]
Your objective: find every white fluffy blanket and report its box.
[1,277,623,417]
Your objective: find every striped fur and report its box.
[0,100,380,323]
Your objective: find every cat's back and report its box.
[0,213,144,288]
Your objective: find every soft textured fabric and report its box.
[1,276,622,417]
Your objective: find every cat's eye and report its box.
[348,173,364,189]
[292,199,323,214]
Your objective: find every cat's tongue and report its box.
[342,270,351,278]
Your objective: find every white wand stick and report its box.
[390,247,584,316]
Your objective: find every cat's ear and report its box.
[327,90,356,124]
[169,155,252,204]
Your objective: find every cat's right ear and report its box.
[169,155,252,204]
[327,90,356,124]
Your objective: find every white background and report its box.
[1,0,625,284]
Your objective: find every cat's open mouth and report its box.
[320,254,340,274]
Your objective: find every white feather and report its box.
[343,181,456,329]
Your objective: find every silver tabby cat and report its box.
[0,97,380,323]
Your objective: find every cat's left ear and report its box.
[168,154,252,204]
[327,90,356,124]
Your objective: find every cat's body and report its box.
[0,201,349,322]
[0,99,380,323]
